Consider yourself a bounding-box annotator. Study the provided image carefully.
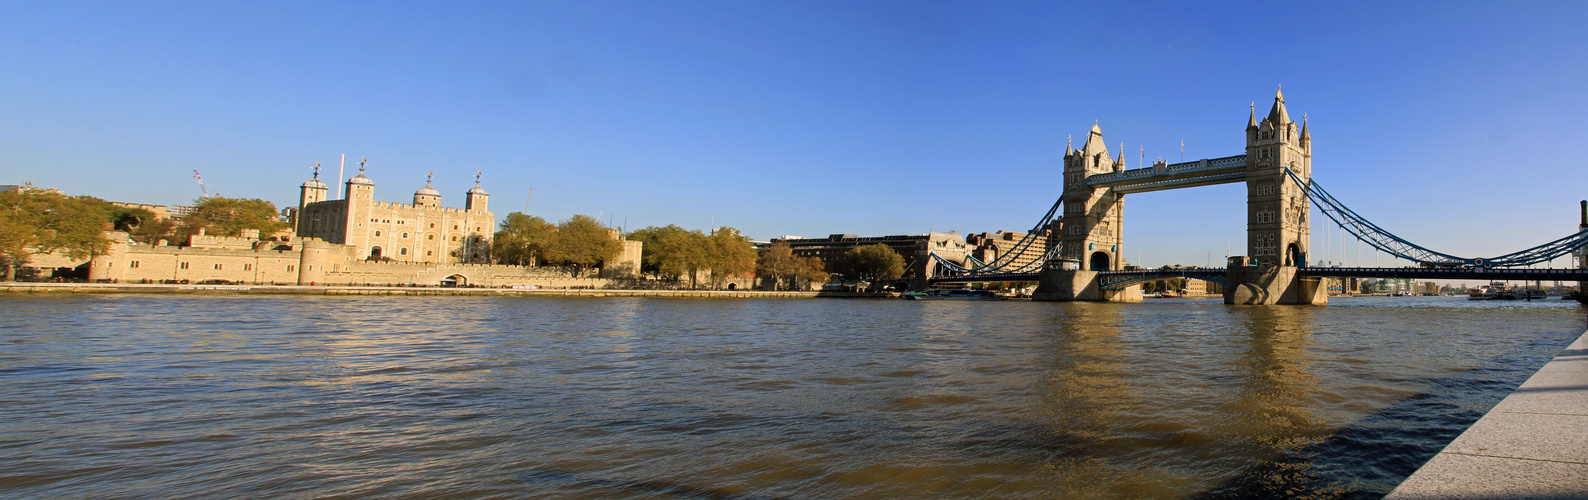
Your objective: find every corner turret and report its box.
[414,171,441,207]
[465,170,489,212]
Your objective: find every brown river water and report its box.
[1,294,1583,499]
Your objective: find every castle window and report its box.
[214,264,223,270]
[429,223,435,228]
[451,236,458,242]
[426,250,432,256]
[129,261,139,268]
[399,248,408,256]
[244,264,252,271]
[287,265,295,272]
[375,230,382,237]
[453,225,459,230]
[180,262,189,270]
[402,232,408,238]
[427,235,434,240]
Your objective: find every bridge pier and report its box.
[1031,269,1143,303]
[1223,265,1327,305]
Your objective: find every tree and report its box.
[0,188,113,281]
[842,244,905,281]
[491,212,556,266]
[795,254,829,289]
[182,197,289,239]
[757,241,801,291]
[629,225,706,285]
[705,227,756,289]
[546,214,621,277]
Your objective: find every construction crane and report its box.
[192,170,218,198]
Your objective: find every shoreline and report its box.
[0,282,897,299]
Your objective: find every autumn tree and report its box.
[545,214,621,277]
[756,241,800,291]
[180,197,289,240]
[796,255,829,288]
[491,212,557,266]
[0,188,113,281]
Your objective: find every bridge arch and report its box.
[1089,251,1111,271]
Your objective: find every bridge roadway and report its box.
[928,267,1588,285]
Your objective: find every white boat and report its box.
[903,289,1006,300]
[1469,282,1517,300]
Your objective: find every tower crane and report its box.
[192,170,219,198]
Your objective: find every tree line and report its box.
[488,215,911,290]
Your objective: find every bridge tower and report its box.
[1244,88,1311,267]
[1226,88,1325,305]
[1061,123,1127,271]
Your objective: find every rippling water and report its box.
[1,294,1583,499]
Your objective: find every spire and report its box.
[1266,85,1290,125]
[1300,113,1310,142]
[1115,143,1126,170]
[1247,101,1258,128]
[1066,135,1073,155]
[1091,120,1102,136]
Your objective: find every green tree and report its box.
[107,206,155,233]
[629,225,707,285]
[0,189,113,281]
[842,244,906,281]
[491,212,556,266]
[546,214,621,277]
[705,227,756,289]
[182,197,289,239]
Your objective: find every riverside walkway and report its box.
[1386,329,1588,499]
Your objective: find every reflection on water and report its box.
[0,295,1581,499]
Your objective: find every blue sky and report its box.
[3,1,1585,267]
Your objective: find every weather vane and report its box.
[312,161,320,178]
[359,156,368,174]
[426,170,433,184]
[475,170,482,186]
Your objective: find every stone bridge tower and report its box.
[1061,123,1127,271]
[1226,88,1325,305]
[1244,88,1311,267]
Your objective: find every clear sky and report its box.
[3,1,1586,268]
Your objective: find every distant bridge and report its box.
[924,89,1588,304]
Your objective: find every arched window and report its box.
[401,232,408,238]
[374,230,381,237]
[400,248,408,256]
[370,247,383,259]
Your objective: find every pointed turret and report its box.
[1300,113,1310,145]
[1266,86,1290,125]
[1114,143,1126,171]
[1247,101,1258,129]
[1065,135,1073,156]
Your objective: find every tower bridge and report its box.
[927,89,1588,305]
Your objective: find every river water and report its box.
[1,294,1583,499]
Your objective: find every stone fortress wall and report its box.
[87,165,644,287]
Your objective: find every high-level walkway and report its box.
[1386,329,1588,499]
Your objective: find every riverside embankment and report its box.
[0,282,895,298]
